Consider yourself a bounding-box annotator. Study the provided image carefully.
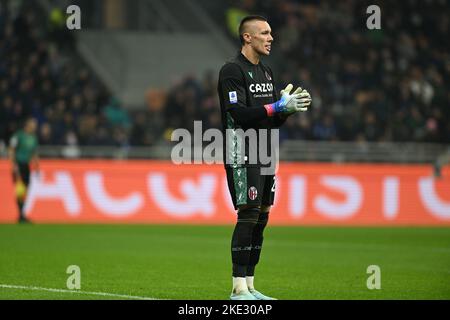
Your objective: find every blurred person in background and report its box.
[8,117,40,223]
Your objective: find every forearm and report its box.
[272,113,289,128]
[8,148,19,175]
[228,97,293,128]
[32,154,40,171]
[8,147,16,165]
[228,106,270,127]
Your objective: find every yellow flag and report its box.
[15,180,27,201]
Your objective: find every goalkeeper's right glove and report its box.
[264,84,309,116]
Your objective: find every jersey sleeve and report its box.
[266,66,288,128]
[32,137,38,154]
[219,63,270,127]
[219,63,248,112]
[269,67,279,101]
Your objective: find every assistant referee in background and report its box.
[9,118,40,223]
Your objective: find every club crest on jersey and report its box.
[229,91,237,104]
[248,186,258,200]
[265,71,272,81]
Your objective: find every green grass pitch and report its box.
[0,224,449,300]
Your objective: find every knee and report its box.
[257,206,269,226]
[237,206,260,223]
[257,212,269,227]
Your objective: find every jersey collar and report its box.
[238,51,259,66]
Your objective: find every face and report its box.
[245,20,273,56]
[25,119,37,133]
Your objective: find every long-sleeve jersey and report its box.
[217,52,287,168]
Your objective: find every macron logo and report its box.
[229,91,237,104]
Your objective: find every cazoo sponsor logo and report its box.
[249,83,273,93]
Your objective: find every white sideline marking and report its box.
[0,284,159,300]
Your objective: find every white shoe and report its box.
[249,289,277,300]
[230,290,259,300]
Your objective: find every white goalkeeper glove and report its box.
[294,87,312,112]
[264,84,304,116]
[277,85,312,115]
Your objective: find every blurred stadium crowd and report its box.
[225,0,449,143]
[1,0,449,150]
[0,2,127,149]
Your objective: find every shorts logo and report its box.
[229,91,237,104]
[248,186,258,200]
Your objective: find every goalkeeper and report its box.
[217,15,311,300]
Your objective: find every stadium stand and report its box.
[0,1,118,149]
[217,0,450,144]
[0,0,449,155]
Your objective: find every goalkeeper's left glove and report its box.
[284,86,312,115]
[296,88,311,111]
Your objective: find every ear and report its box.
[242,32,252,44]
